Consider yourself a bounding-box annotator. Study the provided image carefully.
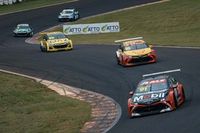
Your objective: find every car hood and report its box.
[47,38,69,44]
[132,90,168,105]
[60,13,73,16]
[124,48,152,56]
[15,28,29,32]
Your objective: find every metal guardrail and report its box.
[0,0,23,5]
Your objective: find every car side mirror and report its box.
[129,91,134,97]
[149,45,153,48]
[118,49,122,52]
[172,83,178,88]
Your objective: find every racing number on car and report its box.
[139,86,148,92]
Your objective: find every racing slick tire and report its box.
[128,109,133,119]
[58,18,63,22]
[116,55,120,65]
[13,33,17,37]
[128,115,132,119]
[173,89,178,108]
[128,113,133,119]
[40,44,47,52]
[73,16,76,21]
[29,32,33,37]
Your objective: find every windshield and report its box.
[124,43,148,51]
[47,33,66,40]
[135,79,168,93]
[17,26,29,30]
[63,10,73,14]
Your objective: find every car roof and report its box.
[63,9,75,12]
[17,24,29,27]
[46,32,64,35]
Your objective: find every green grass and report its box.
[51,0,200,47]
[0,72,91,133]
[0,0,75,14]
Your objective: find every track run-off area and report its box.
[0,0,200,133]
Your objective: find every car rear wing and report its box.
[114,37,143,43]
[39,32,49,35]
[142,69,181,78]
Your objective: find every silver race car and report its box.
[58,8,80,22]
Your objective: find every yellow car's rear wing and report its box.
[39,31,63,35]
[114,37,143,43]
[39,32,49,35]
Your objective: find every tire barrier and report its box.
[0,0,23,5]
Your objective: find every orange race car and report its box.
[128,69,185,118]
[115,37,157,66]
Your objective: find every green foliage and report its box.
[0,72,91,133]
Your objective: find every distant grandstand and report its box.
[0,0,23,5]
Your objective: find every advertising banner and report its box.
[0,0,22,5]
[63,22,120,35]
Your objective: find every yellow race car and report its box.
[40,32,73,52]
[115,37,157,66]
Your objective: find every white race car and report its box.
[58,8,80,22]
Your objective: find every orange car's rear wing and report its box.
[142,69,181,78]
[114,37,143,43]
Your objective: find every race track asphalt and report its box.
[0,0,200,133]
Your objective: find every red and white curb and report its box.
[0,69,121,133]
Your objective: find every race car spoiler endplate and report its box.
[142,69,181,78]
[114,37,143,43]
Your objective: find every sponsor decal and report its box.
[133,92,165,102]
[141,79,166,85]
[63,22,120,35]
